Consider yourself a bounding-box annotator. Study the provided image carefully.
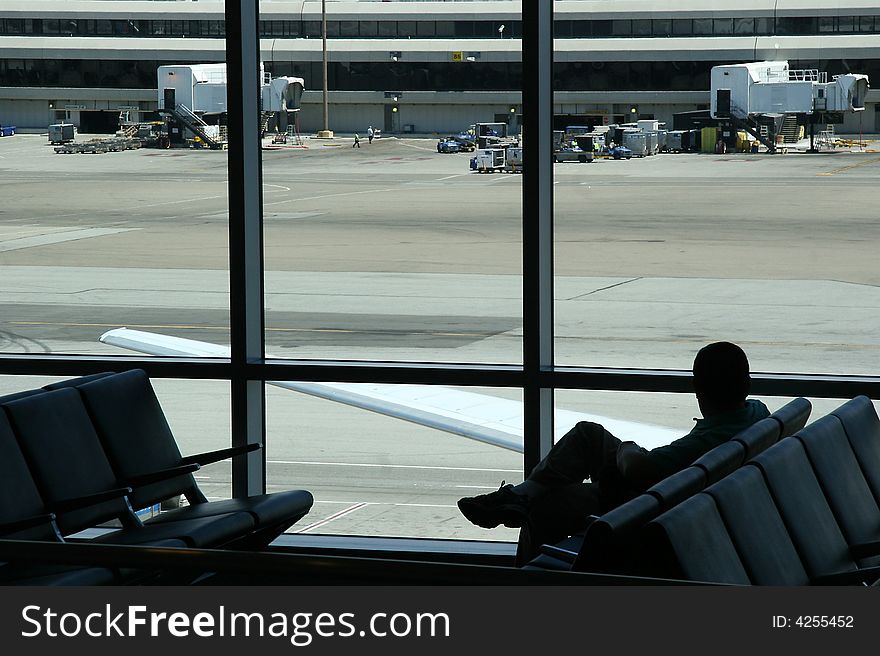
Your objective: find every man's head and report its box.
[692,342,750,413]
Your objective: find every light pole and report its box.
[318,0,333,137]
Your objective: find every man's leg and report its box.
[458,421,621,529]
[527,421,622,488]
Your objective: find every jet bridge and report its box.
[710,61,869,152]
[157,63,305,148]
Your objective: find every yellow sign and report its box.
[452,51,463,62]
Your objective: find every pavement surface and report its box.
[1,131,879,542]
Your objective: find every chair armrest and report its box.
[180,442,261,467]
[0,513,57,536]
[50,487,132,514]
[849,540,880,560]
[124,463,200,488]
[538,544,579,564]
[812,564,880,586]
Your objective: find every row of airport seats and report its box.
[532,396,880,585]
[526,397,812,573]
[0,369,313,585]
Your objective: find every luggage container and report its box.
[622,130,648,157]
[701,126,718,153]
[48,123,77,144]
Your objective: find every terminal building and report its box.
[0,0,878,134]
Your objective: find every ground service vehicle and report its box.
[437,138,463,153]
[609,145,633,159]
[474,148,506,172]
[505,147,523,173]
[553,148,593,163]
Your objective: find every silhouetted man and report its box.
[458,342,768,554]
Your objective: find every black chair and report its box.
[0,401,183,585]
[2,388,256,549]
[751,438,880,583]
[702,466,810,585]
[795,414,880,568]
[69,369,313,547]
[690,440,745,486]
[647,454,880,586]
[831,396,880,505]
[643,493,750,584]
[527,402,798,573]
[646,465,706,511]
[731,416,781,461]
[769,397,812,438]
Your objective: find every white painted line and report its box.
[0,227,139,253]
[293,502,369,533]
[267,459,519,473]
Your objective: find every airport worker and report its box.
[367,126,374,144]
[458,342,769,554]
[353,133,361,148]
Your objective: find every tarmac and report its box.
[1,131,880,543]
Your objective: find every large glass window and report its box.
[3,0,880,559]
[258,1,523,541]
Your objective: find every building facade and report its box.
[1,0,878,133]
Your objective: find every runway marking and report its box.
[263,186,396,207]
[292,502,369,533]
[0,227,138,253]
[437,174,466,181]
[817,156,880,176]
[397,141,439,152]
[268,460,519,474]
[8,320,490,339]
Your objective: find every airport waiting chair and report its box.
[795,414,880,568]
[527,467,708,573]
[751,437,880,583]
[731,416,782,461]
[525,493,662,572]
[642,493,751,585]
[691,440,746,485]
[2,388,256,549]
[769,397,812,438]
[0,402,184,585]
[702,466,811,585]
[831,396,880,504]
[70,369,313,547]
[644,469,880,586]
[527,409,789,573]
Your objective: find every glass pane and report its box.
[734,18,755,35]
[692,19,713,36]
[0,7,228,359]
[632,20,651,37]
[0,375,233,506]
[818,17,836,33]
[267,385,522,541]
[552,6,880,376]
[262,1,523,365]
[652,19,672,37]
[713,18,734,35]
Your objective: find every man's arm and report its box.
[616,441,663,490]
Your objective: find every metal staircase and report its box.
[780,115,801,143]
[160,103,227,150]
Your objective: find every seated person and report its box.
[457,342,769,554]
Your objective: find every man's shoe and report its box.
[458,482,529,529]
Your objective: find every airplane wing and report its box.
[99,328,684,453]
